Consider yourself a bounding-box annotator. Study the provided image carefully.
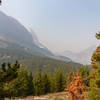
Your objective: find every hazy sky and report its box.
[0,0,100,53]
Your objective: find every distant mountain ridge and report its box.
[59,45,97,64]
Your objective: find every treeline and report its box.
[20,57,82,74]
[34,69,66,96]
[0,61,34,99]
[0,61,67,99]
[0,61,90,99]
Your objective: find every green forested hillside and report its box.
[20,57,83,74]
[0,48,83,73]
[0,40,83,74]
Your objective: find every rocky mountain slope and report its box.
[0,11,53,57]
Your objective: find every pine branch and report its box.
[96,32,100,39]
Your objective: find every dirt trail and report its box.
[5,92,68,100]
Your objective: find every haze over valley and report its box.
[0,10,97,65]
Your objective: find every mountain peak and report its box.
[0,11,53,56]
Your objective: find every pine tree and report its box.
[34,70,43,95]
[0,62,21,98]
[8,68,32,97]
[55,69,66,92]
[49,74,56,93]
[88,33,100,100]
[89,67,100,100]
[96,32,100,39]
[79,66,89,78]
[27,72,34,95]
[42,73,50,94]
[79,66,90,86]
[0,61,34,98]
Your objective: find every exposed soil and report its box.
[5,92,68,100]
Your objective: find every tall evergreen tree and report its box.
[0,61,21,98]
[89,67,100,100]
[8,68,34,97]
[79,66,90,86]
[79,66,90,78]
[55,69,66,92]
[42,73,50,94]
[27,72,34,95]
[49,74,56,93]
[34,70,43,95]
[89,33,100,100]
[0,61,34,98]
